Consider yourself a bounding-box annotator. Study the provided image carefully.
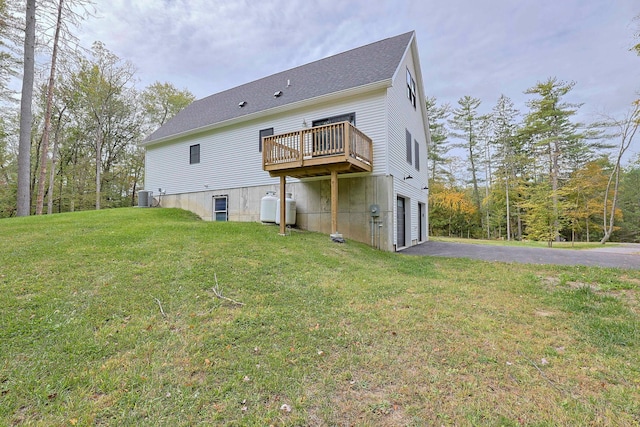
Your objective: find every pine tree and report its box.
[521,78,583,242]
[424,96,451,184]
[449,96,485,212]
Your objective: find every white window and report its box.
[213,196,228,221]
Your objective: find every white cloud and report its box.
[75,0,639,143]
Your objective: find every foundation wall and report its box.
[156,175,395,251]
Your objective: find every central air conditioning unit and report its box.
[138,190,153,208]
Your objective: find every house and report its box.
[141,31,430,251]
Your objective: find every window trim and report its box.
[406,68,416,108]
[405,129,412,164]
[189,144,200,164]
[259,128,274,153]
[213,195,228,221]
[312,113,356,154]
[311,112,356,127]
[414,139,420,171]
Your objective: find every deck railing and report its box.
[263,121,373,171]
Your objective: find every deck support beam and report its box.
[331,170,338,236]
[279,175,286,235]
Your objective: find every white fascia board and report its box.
[139,79,392,147]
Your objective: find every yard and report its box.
[1,208,639,426]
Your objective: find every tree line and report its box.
[426,78,640,244]
[2,2,639,245]
[0,0,194,218]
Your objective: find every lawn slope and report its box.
[1,208,639,426]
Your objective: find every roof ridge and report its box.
[197,31,416,102]
[144,31,415,144]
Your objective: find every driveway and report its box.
[400,241,640,270]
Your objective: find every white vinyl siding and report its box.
[386,41,429,247]
[145,90,388,196]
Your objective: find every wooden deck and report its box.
[262,121,373,178]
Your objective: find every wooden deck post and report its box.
[331,170,338,236]
[344,122,351,158]
[279,175,286,235]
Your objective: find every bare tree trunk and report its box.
[484,141,491,239]
[600,103,639,244]
[601,166,620,244]
[95,133,102,210]
[47,137,58,214]
[468,138,480,211]
[551,141,561,242]
[505,174,511,241]
[17,0,36,216]
[35,0,64,215]
[586,216,590,242]
[47,109,65,214]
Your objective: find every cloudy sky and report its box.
[76,0,638,150]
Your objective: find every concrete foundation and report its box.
[155,175,395,251]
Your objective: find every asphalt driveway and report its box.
[400,241,640,269]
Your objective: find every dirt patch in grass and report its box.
[607,289,640,314]
[540,275,601,291]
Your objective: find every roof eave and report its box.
[139,79,392,147]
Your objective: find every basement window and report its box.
[213,196,228,221]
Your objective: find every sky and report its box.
[75,0,639,156]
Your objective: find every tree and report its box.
[0,0,20,105]
[0,115,17,217]
[489,95,521,240]
[141,81,194,131]
[449,96,485,212]
[561,160,610,243]
[17,0,36,216]
[618,157,640,242]
[600,101,640,243]
[521,78,583,242]
[521,180,565,246]
[32,0,93,214]
[70,42,137,210]
[429,181,478,237]
[34,0,65,215]
[424,96,451,183]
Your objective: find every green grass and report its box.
[431,235,617,250]
[1,208,639,426]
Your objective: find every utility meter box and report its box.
[369,204,380,218]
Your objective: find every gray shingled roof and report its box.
[144,31,414,144]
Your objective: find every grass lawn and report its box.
[1,208,639,426]
[430,236,616,250]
